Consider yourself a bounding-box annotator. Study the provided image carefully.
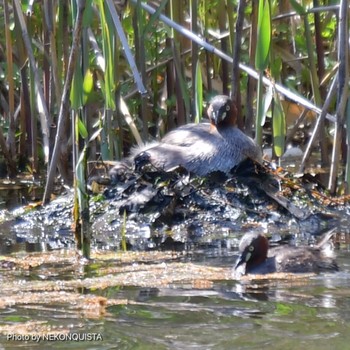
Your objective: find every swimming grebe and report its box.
[234,230,338,276]
[117,95,262,177]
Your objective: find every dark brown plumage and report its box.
[234,230,339,276]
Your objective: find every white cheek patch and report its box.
[221,112,227,120]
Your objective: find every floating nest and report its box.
[0,159,349,253]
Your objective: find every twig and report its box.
[13,0,51,163]
[43,0,87,204]
[298,74,338,174]
[130,0,336,123]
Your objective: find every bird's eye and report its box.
[248,246,254,252]
[226,104,231,111]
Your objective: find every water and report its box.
[101,266,350,350]
[1,183,350,349]
[0,179,43,211]
[0,248,350,350]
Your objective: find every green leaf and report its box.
[144,0,169,34]
[70,69,83,110]
[78,118,88,139]
[255,0,271,71]
[289,0,306,15]
[270,56,282,80]
[97,0,116,110]
[255,72,264,145]
[346,102,350,186]
[194,61,203,123]
[121,210,127,252]
[82,0,93,27]
[272,92,286,157]
[75,145,87,193]
[83,68,94,105]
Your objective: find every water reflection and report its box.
[1,181,350,349]
[0,180,43,210]
[0,250,350,349]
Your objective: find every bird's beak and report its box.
[207,103,219,124]
[235,251,251,270]
[210,110,220,124]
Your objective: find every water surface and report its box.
[0,247,349,350]
[0,182,349,349]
